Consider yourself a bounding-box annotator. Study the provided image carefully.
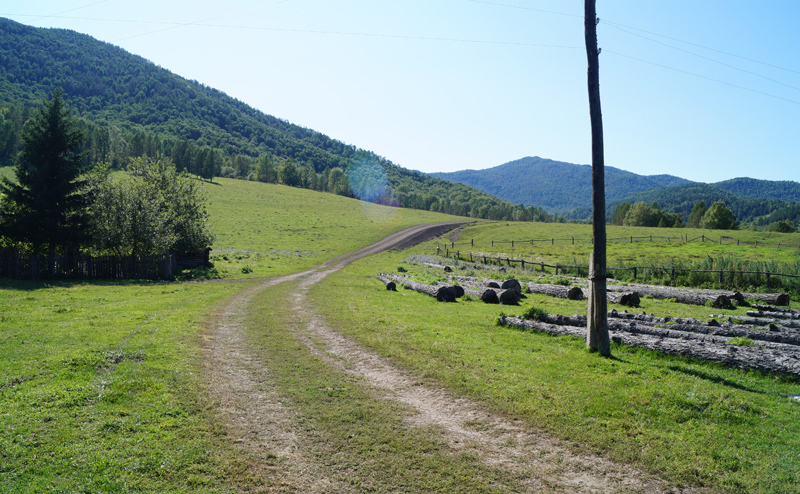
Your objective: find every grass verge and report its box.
[310,248,800,493]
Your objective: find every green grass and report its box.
[0,279,246,492]
[0,178,465,491]
[436,221,800,294]
[204,178,463,278]
[310,246,800,493]
[240,282,524,492]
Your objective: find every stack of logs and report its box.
[500,305,800,379]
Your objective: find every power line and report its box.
[604,50,800,106]
[602,19,800,76]
[114,0,296,42]
[606,23,800,93]
[2,14,580,49]
[27,0,107,23]
[465,0,800,77]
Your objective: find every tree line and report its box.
[0,90,213,260]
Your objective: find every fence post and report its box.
[631,236,633,244]
[633,267,637,281]
[572,237,575,245]
[555,265,559,275]
[512,240,514,248]
[451,241,454,248]
[521,260,525,269]
[552,238,554,245]
[671,268,675,282]
[492,240,494,247]
[719,270,723,285]
[766,273,771,290]
[469,252,473,262]
[437,246,440,255]
[471,239,474,247]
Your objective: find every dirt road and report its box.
[203,222,686,493]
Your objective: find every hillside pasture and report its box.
[204,178,464,278]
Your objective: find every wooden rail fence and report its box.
[435,247,800,291]
[440,234,800,250]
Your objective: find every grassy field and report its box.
[310,244,800,493]
[434,221,800,294]
[3,169,800,492]
[204,177,462,278]
[0,178,461,492]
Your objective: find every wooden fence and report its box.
[435,247,800,291]
[442,234,800,250]
[0,251,177,281]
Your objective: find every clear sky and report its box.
[3,1,799,183]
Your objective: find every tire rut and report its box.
[203,222,689,493]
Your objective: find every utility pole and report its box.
[584,0,611,356]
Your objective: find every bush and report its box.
[521,306,546,321]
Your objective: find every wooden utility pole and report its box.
[584,0,611,356]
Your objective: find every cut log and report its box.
[747,310,799,320]
[424,262,453,272]
[384,274,461,302]
[608,291,640,307]
[526,283,586,300]
[485,281,500,289]
[605,283,788,307]
[499,315,800,379]
[375,274,397,291]
[500,279,522,296]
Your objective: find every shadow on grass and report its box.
[0,278,173,292]
[667,365,767,394]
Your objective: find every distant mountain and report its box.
[0,17,556,222]
[712,177,800,203]
[429,156,692,217]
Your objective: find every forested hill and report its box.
[712,177,800,203]
[429,156,692,217]
[0,18,557,222]
[605,182,800,227]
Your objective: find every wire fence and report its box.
[440,234,800,250]
[434,246,800,293]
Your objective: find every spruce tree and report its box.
[0,89,90,255]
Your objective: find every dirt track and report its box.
[203,222,687,493]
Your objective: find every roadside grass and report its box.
[243,282,524,493]
[0,278,248,492]
[205,178,463,279]
[310,248,800,493]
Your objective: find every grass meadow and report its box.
[2,169,800,492]
[310,244,800,493]
[0,177,461,492]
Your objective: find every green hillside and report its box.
[429,156,692,216]
[713,177,800,202]
[0,17,555,223]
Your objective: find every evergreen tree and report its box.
[686,201,706,228]
[0,89,90,255]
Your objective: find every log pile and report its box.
[606,283,789,307]
[500,309,800,379]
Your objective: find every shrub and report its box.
[521,306,546,321]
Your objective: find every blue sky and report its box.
[4,0,799,183]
